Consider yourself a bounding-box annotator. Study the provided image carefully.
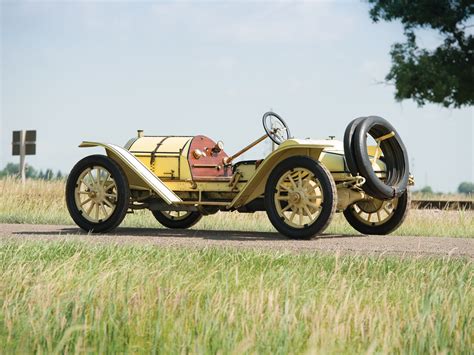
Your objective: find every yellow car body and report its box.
[80,133,386,213]
[68,113,412,238]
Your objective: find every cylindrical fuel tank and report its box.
[127,136,193,180]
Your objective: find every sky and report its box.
[1,0,473,192]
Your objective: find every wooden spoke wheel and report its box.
[265,156,336,239]
[152,210,202,229]
[343,189,411,235]
[66,155,130,233]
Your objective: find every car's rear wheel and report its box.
[343,189,410,235]
[264,156,337,239]
[66,155,130,233]
[152,210,202,229]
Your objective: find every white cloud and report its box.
[222,3,354,43]
[149,1,356,44]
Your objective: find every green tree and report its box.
[368,0,473,108]
[0,163,56,180]
[1,163,20,176]
[44,169,54,180]
[25,165,38,179]
[457,181,474,194]
[0,163,38,178]
[420,185,434,194]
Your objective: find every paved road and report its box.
[0,224,473,258]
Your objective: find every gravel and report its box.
[1,224,473,259]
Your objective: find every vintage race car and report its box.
[66,112,414,239]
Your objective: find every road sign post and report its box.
[20,131,26,183]
[12,130,36,184]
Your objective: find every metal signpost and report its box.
[12,130,36,183]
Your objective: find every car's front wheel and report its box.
[66,155,130,233]
[264,156,337,239]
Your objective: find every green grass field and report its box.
[0,241,472,353]
[1,178,473,353]
[1,178,473,237]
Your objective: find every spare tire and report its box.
[343,116,366,176]
[344,116,409,200]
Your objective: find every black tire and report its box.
[66,155,130,233]
[264,156,337,239]
[152,210,202,229]
[343,116,366,176]
[353,116,409,199]
[344,116,410,200]
[343,189,411,235]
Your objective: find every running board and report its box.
[79,141,182,205]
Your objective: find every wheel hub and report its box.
[88,185,106,202]
[289,191,302,204]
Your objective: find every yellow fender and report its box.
[79,141,182,205]
[229,139,333,208]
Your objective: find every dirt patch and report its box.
[1,223,473,258]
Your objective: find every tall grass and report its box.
[1,177,473,237]
[412,191,474,201]
[0,241,472,353]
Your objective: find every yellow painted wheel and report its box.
[66,155,130,233]
[152,210,202,229]
[74,166,118,223]
[343,189,411,235]
[274,168,324,229]
[350,198,398,227]
[265,156,336,239]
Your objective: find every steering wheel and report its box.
[262,111,291,145]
